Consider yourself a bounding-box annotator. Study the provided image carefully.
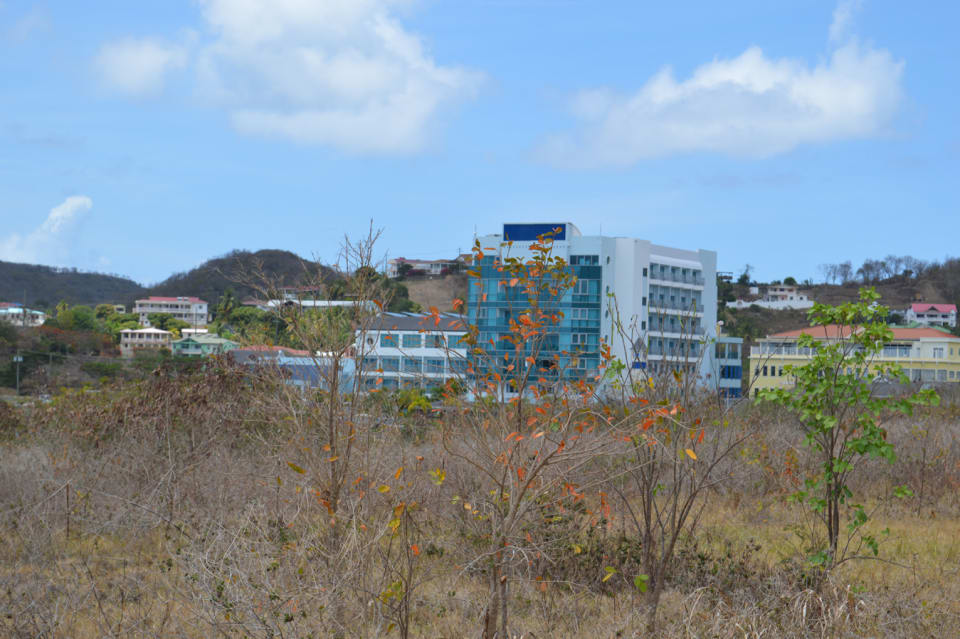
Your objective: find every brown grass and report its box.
[2,373,959,638]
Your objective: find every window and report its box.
[643,267,648,277]
[380,334,398,347]
[402,334,422,348]
[381,357,399,372]
[425,334,444,348]
[642,296,646,306]
[403,357,422,373]
[424,358,444,374]
[570,255,599,266]
[933,347,945,359]
[763,365,768,376]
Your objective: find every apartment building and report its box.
[748,325,960,393]
[135,296,209,328]
[905,303,956,328]
[119,327,172,357]
[355,312,468,390]
[468,222,718,384]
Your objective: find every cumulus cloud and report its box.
[96,0,481,153]
[95,37,188,96]
[541,3,904,166]
[829,0,863,43]
[0,196,93,265]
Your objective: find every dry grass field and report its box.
[1,369,958,638]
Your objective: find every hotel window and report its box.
[402,334,422,348]
[426,334,444,348]
[933,347,945,359]
[763,366,768,376]
[403,357,422,373]
[380,334,398,347]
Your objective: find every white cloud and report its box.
[96,0,481,153]
[829,0,863,43]
[541,4,904,166]
[0,196,93,265]
[95,37,188,96]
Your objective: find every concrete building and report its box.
[355,312,468,390]
[905,303,956,328]
[120,327,172,357]
[135,296,209,328]
[712,334,744,398]
[468,222,718,384]
[732,285,813,310]
[0,303,46,327]
[748,325,960,393]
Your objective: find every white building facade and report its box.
[135,296,209,328]
[905,303,957,328]
[355,312,468,390]
[470,223,719,385]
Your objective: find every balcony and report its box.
[649,272,705,286]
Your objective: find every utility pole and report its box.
[13,351,23,395]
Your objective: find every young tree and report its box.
[604,300,750,632]
[757,288,938,571]
[445,231,632,639]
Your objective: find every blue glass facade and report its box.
[467,255,602,380]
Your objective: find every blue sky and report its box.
[0,0,957,285]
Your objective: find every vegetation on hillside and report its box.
[0,259,144,308]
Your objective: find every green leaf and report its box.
[633,574,649,593]
[287,462,305,474]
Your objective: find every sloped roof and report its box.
[911,303,956,313]
[366,312,466,332]
[769,324,959,341]
[137,296,207,304]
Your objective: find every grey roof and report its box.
[365,312,466,333]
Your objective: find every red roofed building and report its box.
[134,296,209,328]
[748,323,960,393]
[905,303,956,328]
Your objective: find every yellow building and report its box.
[748,325,960,394]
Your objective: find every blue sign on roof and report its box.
[502,223,566,242]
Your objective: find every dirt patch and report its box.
[402,274,468,312]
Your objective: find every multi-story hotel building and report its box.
[468,223,718,384]
[134,296,209,328]
[748,325,960,393]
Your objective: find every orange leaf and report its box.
[697,429,705,444]
[532,431,545,439]
[411,544,420,556]
[685,449,697,461]
[509,278,519,286]
[394,467,404,479]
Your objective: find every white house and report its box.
[905,303,957,328]
[120,327,172,357]
[733,285,813,310]
[0,303,46,327]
